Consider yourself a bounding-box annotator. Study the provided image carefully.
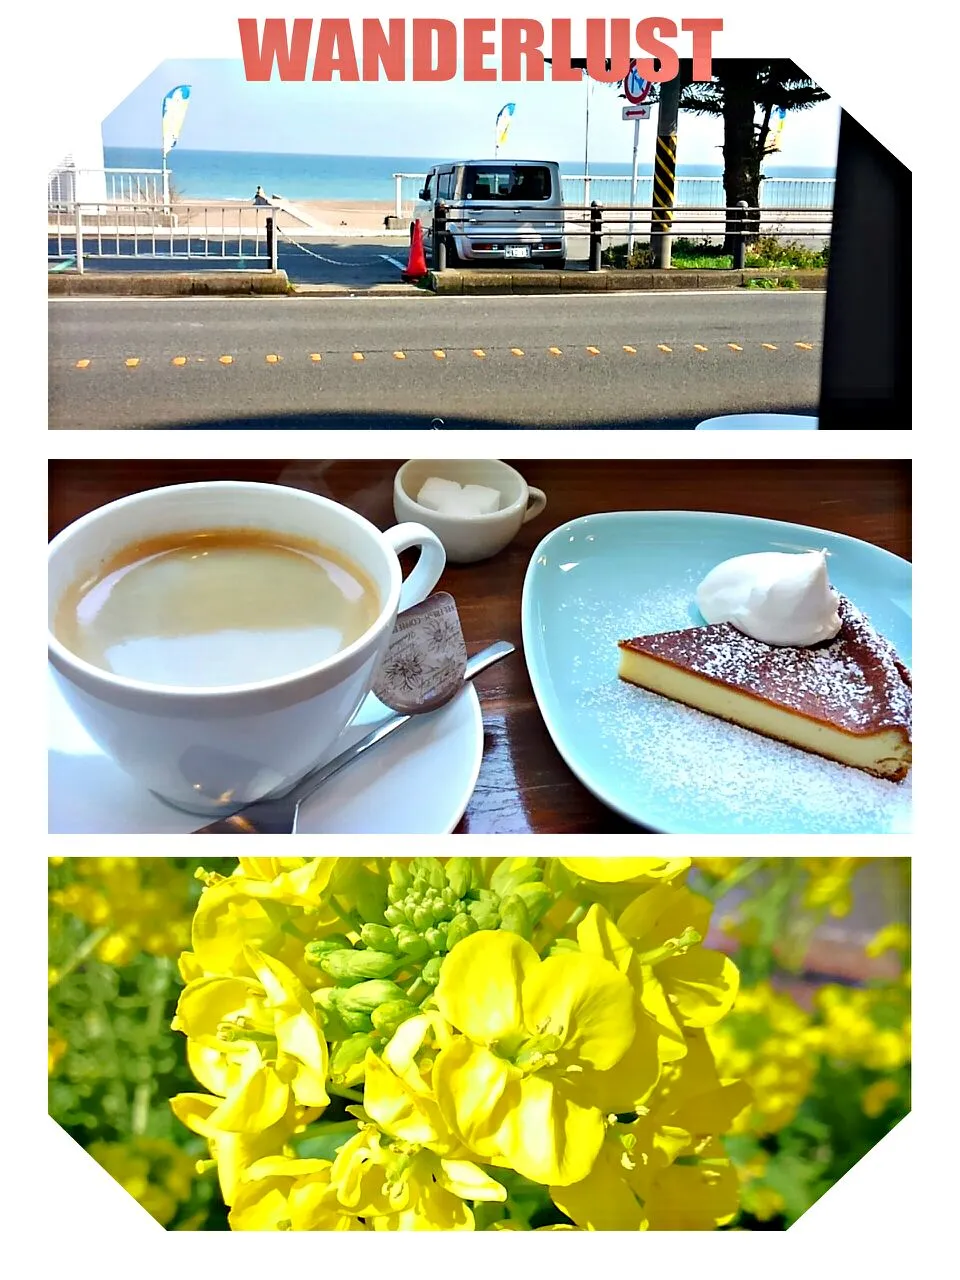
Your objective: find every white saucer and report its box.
[48,669,484,835]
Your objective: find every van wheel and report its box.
[445,236,460,268]
[555,257,566,271]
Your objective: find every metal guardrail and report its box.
[47,203,275,273]
[46,196,828,276]
[430,199,832,271]
[392,171,836,218]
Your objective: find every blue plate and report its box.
[521,511,912,835]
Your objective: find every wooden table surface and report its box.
[49,459,911,834]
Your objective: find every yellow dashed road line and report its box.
[72,342,813,371]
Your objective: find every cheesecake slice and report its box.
[617,597,912,780]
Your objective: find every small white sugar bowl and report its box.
[393,460,547,564]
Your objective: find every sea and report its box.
[104,146,835,203]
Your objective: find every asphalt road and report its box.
[48,291,824,430]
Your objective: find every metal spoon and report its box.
[192,640,514,834]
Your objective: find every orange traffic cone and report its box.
[402,219,429,280]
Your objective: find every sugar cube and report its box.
[417,476,464,512]
[416,477,502,517]
[460,484,501,514]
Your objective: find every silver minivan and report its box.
[414,159,566,268]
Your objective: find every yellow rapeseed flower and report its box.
[551,1033,750,1230]
[172,948,329,1166]
[433,930,636,1186]
[230,1156,364,1230]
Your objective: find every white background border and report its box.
[19,0,950,1270]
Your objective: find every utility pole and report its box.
[652,75,680,268]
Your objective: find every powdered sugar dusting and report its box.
[556,586,912,834]
[625,597,911,736]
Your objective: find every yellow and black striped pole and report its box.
[652,76,681,268]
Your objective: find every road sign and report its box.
[623,61,651,104]
[622,104,652,120]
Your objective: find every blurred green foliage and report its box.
[48,858,236,1229]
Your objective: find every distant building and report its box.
[47,120,107,206]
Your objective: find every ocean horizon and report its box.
[104,145,836,203]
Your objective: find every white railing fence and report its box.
[48,203,272,272]
[392,172,835,218]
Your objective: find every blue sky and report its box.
[104,59,841,168]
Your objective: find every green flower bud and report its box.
[491,858,542,898]
[386,882,405,906]
[330,1033,378,1079]
[412,904,432,930]
[316,996,373,1037]
[371,999,419,1035]
[445,912,478,950]
[304,935,354,965]
[424,927,444,952]
[319,949,399,983]
[383,904,405,927]
[411,858,445,891]
[467,900,500,931]
[512,882,554,926]
[394,928,428,959]
[499,893,532,940]
[389,861,412,892]
[444,858,473,899]
[360,924,399,954]
[421,956,443,987]
[332,980,407,1014]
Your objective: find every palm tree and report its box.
[550,57,829,252]
[678,60,829,249]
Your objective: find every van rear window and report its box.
[462,166,552,201]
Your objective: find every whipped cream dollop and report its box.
[696,550,842,647]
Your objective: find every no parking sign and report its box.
[623,61,651,104]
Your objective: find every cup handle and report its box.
[522,487,547,524]
[384,523,447,612]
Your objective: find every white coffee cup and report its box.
[48,481,446,815]
[393,459,547,563]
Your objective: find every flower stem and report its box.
[50,925,111,986]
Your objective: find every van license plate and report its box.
[504,246,530,258]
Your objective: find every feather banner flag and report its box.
[161,85,192,158]
[495,102,516,148]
